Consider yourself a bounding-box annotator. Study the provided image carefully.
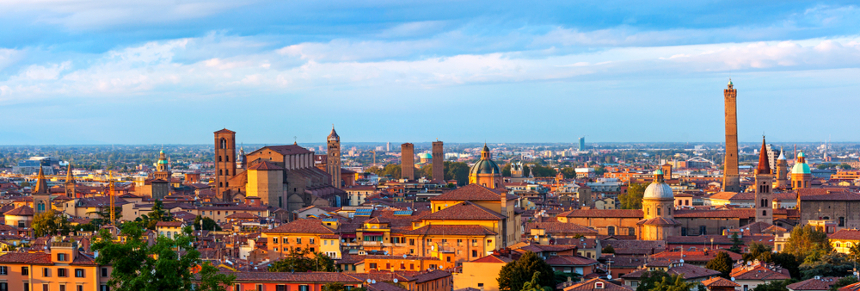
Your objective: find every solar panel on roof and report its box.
[355,209,373,216]
[393,210,413,216]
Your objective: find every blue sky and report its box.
[2,1,860,144]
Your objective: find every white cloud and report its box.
[2,33,860,102]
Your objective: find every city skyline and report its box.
[2,1,860,144]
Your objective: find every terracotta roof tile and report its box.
[264,219,334,234]
[563,278,632,291]
[526,222,598,236]
[429,184,516,201]
[559,209,643,218]
[702,277,740,287]
[829,229,860,241]
[0,252,52,264]
[5,205,35,216]
[422,202,505,220]
[231,271,362,283]
[404,225,496,236]
[730,265,790,281]
[470,255,513,264]
[786,277,840,291]
[674,209,754,219]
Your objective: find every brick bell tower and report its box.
[432,140,444,182]
[327,126,342,189]
[214,129,237,202]
[755,136,774,223]
[722,79,741,192]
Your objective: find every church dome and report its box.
[470,159,500,175]
[792,162,811,174]
[644,170,673,199]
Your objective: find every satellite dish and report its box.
[731,277,735,282]
[403,254,407,259]
[367,279,372,283]
[371,280,376,284]
[393,279,398,283]
[607,275,612,280]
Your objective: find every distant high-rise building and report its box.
[214,128,237,201]
[327,126,342,189]
[766,144,777,171]
[579,137,585,151]
[401,143,414,180]
[722,80,741,192]
[432,141,444,182]
[237,147,247,170]
[386,142,391,152]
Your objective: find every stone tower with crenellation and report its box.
[401,143,414,180]
[722,80,741,192]
[432,141,444,182]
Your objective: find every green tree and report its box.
[831,276,858,291]
[770,252,801,278]
[635,270,672,291]
[322,282,347,291]
[593,165,606,177]
[554,271,581,285]
[193,216,223,231]
[619,183,646,209]
[530,165,557,178]
[92,222,234,291]
[799,252,853,279]
[497,251,554,291]
[784,225,831,263]
[706,252,734,278]
[444,162,470,186]
[601,245,615,254]
[651,274,702,291]
[743,242,771,262]
[521,271,553,291]
[560,167,577,179]
[268,248,337,272]
[728,233,743,253]
[32,210,71,237]
[502,164,512,177]
[752,279,798,291]
[197,262,236,291]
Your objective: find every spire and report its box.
[328,125,339,141]
[65,163,75,185]
[756,136,771,174]
[34,166,49,194]
[778,147,786,160]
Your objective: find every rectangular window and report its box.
[0,266,6,275]
[276,285,286,291]
[299,286,309,291]
[43,268,51,277]
[57,253,67,261]
[283,237,289,244]
[257,285,263,291]
[310,238,315,244]
[24,283,29,291]
[369,263,377,269]
[75,269,85,278]
[78,286,83,291]
[472,250,478,257]
[297,238,302,244]
[101,268,108,277]
[42,284,48,291]
[22,267,28,275]
[0,283,6,291]
[60,285,66,291]
[409,239,415,246]
[58,268,68,277]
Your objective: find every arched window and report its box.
[762,210,767,216]
[219,182,223,187]
[836,243,842,247]
[220,138,226,149]
[225,169,229,176]
[219,169,223,175]
[226,156,229,162]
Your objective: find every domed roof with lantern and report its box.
[643,169,674,199]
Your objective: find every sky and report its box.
[2,1,860,145]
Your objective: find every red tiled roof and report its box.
[156,221,184,227]
[422,202,505,220]
[829,229,860,241]
[5,205,35,216]
[559,209,643,218]
[248,145,312,157]
[526,222,598,235]
[544,255,599,266]
[264,219,334,234]
[563,278,632,291]
[730,265,791,281]
[674,209,754,219]
[623,263,720,280]
[840,282,860,291]
[407,270,451,283]
[651,250,742,262]
[404,225,496,236]
[429,184,516,201]
[247,161,284,171]
[214,128,235,134]
[786,277,840,291]
[231,272,361,283]
[799,188,860,201]
[0,252,52,264]
[470,255,512,264]
[702,277,740,287]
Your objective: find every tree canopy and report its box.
[784,225,831,263]
[498,251,555,291]
[193,215,222,231]
[619,183,646,209]
[268,248,337,272]
[32,209,71,237]
[706,252,734,278]
[635,270,672,291]
[444,161,470,186]
[92,221,234,291]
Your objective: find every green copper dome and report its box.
[791,162,810,174]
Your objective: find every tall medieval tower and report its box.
[754,136,774,223]
[401,143,414,180]
[432,141,444,182]
[64,163,76,198]
[327,126,342,189]
[775,149,790,189]
[214,129,237,202]
[723,80,741,192]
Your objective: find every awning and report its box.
[363,232,384,236]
